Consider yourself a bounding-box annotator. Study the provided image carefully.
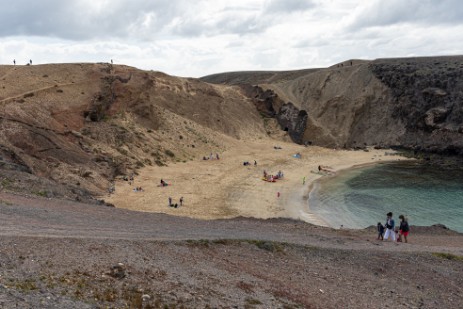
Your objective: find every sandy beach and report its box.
[106,139,408,226]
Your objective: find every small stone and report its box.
[142,294,151,301]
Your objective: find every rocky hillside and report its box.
[2,56,462,201]
[0,63,266,201]
[202,56,463,155]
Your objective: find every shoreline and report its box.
[106,140,409,226]
[294,157,411,228]
[303,159,463,233]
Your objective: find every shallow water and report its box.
[308,161,463,232]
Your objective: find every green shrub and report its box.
[433,252,463,261]
[164,149,175,157]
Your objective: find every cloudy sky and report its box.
[1,0,462,77]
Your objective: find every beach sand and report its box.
[106,139,407,227]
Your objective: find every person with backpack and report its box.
[383,212,396,241]
[398,215,410,243]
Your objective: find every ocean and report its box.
[308,161,463,233]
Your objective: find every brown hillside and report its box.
[0,63,267,201]
[202,56,463,155]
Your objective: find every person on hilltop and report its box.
[383,212,396,241]
[398,215,410,243]
[13,59,16,65]
[29,59,32,65]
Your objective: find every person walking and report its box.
[398,215,410,243]
[13,59,16,65]
[383,212,396,241]
[179,196,184,206]
[168,196,172,207]
[377,222,385,240]
[302,176,306,185]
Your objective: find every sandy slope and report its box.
[107,137,407,227]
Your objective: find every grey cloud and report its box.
[349,0,463,30]
[264,0,315,13]
[171,1,317,38]
[0,0,318,41]
[0,0,185,40]
[170,8,265,37]
[172,16,264,37]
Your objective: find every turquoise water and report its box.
[308,161,463,232]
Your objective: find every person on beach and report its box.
[377,222,385,240]
[383,212,396,241]
[254,160,257,166]
[303,176,306,185]
[168,196,172,207]
[179,196,184,206]
[398,215,410,243]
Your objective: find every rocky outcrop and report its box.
[369,57,463,155]
[240,84,308,144]
[277,103,308,144]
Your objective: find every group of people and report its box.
[168,196,183,208]
[243,160,257,166]
[377,212,410,243]
[13,59,32,65]
[203,153,220,160]
[263,170,284,182]
[133,186,144,192]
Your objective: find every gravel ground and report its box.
[0,192,462,308]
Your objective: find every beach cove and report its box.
[309,160,463,232]
[106,138,408,225]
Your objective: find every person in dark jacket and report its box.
[377,222,385,240]
[398,215,410,243]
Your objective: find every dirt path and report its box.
[1,192,462,254]
[0,80,87,105]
